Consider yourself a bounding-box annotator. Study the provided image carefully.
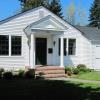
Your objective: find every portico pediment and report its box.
[25,15,68,35]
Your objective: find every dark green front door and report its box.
[35,38,47,65]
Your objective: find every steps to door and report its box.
[35,66,66,78]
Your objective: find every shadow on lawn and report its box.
[0,79,100,100]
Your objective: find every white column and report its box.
[30,34,35,69]
[60,37,64,67]
[9,35,11,56]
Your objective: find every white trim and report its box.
[60,36,64,67]
[25,15,68,36]
[66,38,68,56]
[9,35,11,56]
[0,35,22,57]
[31,28,67,32]
[30,34,35,68]
[67,38,76,56]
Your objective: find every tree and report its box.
[19,0,48,11]
[19,0,63,18]
[77,0,87,26]
[48,0,63,18]
[66,0,75,25]
[89,0,100,28]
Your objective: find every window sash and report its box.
[64,38,67,56]
[58,38,76,56]
[11,36,22,56]
[0,35,22,56]
[0,35,9,55]
[58,38,67,56]
[68,39,76,55]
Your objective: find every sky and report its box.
[0,0,93,25]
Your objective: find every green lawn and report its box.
[0,79,100,100]
[76,71,100,81]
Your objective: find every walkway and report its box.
[50,77,100,84]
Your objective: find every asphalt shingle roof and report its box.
[75,26,100,41]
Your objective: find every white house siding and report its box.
[52,29,92,68]
[91,41,100,70]
[0,7,94,70]
[42,8,93,68]
[80,36,92,68]
[0,7,49,70]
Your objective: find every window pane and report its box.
[68,39,76,55]
[64,38,67,56]
[0,35,9,55]
[11,36,21,56]
[58,38,60,56]
[58,38,67,56]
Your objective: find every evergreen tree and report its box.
[19,0,63,18]
[48,0,63,18]
[89,0,100,28]
[19,0,48,11]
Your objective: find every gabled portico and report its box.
[25,15,68,69]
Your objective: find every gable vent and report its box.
[39,10,44,18]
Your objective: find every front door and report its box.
[35,38,47,65]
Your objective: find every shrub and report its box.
[86,68,92,72]
[67,71,72,76]
[0,68,4,73]
[0,68,4,78]
[65,67,72,74]
[24,69,35,79]
[18,70,25,78]
[77,64,92,73]
[65,67,73,76]
[77,64,86,69]
[3,72,13,79]
[36,72,45,80]
[73,68,80,75]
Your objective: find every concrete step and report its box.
[35,66,64,71]
[41,74,66,78]
[35,66,65,78]
[35,70,65,75]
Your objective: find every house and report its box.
[0,6,100,71]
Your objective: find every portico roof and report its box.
[25,15,68,35]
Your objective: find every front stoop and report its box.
[35,66,66,78]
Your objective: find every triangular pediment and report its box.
[30,15,68,31]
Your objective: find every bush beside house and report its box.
[65,64,92,76]
[0,68,35,80]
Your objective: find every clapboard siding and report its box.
[0,7,49,70]
[52,28,92,68]
[0,6,93,70]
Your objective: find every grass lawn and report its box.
[0,79,100,100]
[75,71,100,81]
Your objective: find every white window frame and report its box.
[0,35,22,57]
[67,38,76,56]
[0,35,9,56]
[11,35,22,56]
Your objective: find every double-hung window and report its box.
[0,35,22,56]
[68,39,76,55]
[11,36,21,56]
[58,38,67,56]
[0,35,9,55]
[58,38,76,56]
